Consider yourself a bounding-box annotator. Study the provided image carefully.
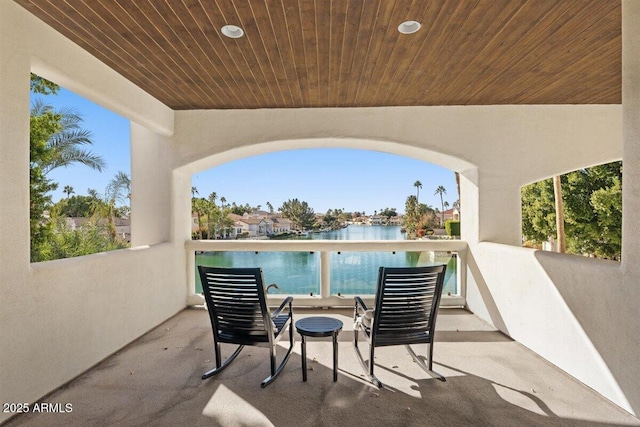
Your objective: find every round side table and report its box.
[295,317,343,382]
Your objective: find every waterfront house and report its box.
[271,215,293,234]
[235,218,271,237]
[2,2,640,425]
[388,215,403,226]
[369,215,385,225]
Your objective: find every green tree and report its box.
[521,178,556,244]
[31,99,105,175]
[404,195,438,239]
[521,161,622,259]
[29,107,60,261]
[279,198,316,230]
[52,195,94,217]
[30,73,59,95]
[40,217,129,260]
[379,208,397,219]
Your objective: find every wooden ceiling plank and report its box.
[143,0,232,108]
[342,0,380,104]
[373,0,442,106]
[228,1,283,107]
[522,37,621,104]
[192,0,260,108]
[279,0,311,107]
[171,0,248,108]
[353,0,398,105]
[327,0,345,107]
[209,1,267,108]
[462,0,585,102]
[313,0,331,107]
[333,0,364,106]
[425,0,528,104]
[216,1,279,107]
[431,0,535,104]
[110,0,213,108]
[258,0,298,107]
[244,1,289,106]
[299,0,321,106]
[87,0,199,106]
[392,0,461,105]
[501,2,620,104]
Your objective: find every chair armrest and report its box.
[271,296,293,319]
[354,296,368,320]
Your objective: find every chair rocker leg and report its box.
[353,332,383,388]
[405,344,446,382]
[260,335,295,388]
[202,345,245,380]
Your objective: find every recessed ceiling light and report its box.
[398,21,421,35]
[221,25,244,39]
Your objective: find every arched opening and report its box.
[182,143,475,306]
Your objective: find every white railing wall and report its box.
[185,240,467,307]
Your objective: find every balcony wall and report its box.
[0,3,183,424]
[1,1,640,424]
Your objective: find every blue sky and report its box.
[37,87,459,214]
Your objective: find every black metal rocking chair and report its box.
[353,265,447,388]
[198,266,294,388]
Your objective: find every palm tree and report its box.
[89,173,130,242]
[435,185,447,226]
[266,201,273,214]
[63,185,74,198]
[414,180,422,202]
[31,99,106,175]
[103,171,130,241]
[191,186,199,197]
[207,192,218,238]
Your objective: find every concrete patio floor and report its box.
[5,307,640,427]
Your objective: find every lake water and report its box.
[195,225,458,296]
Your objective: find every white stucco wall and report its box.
[0,3,183,424]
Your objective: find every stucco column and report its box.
[622,0,640,271]
[0,4,31,286]
[130,123,173,247]
[617,0,640,415]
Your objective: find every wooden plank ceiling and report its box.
[15,0,621,110]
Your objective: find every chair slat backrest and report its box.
[373,266,446,342]
[198,266,271,340]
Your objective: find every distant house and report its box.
[236,218,271,237]
[443,208,460,221]
[389,215,403,226]
[115,217,131,242]
[271,215,292,234]
[370,215,384,225]
[65,216,131,242]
